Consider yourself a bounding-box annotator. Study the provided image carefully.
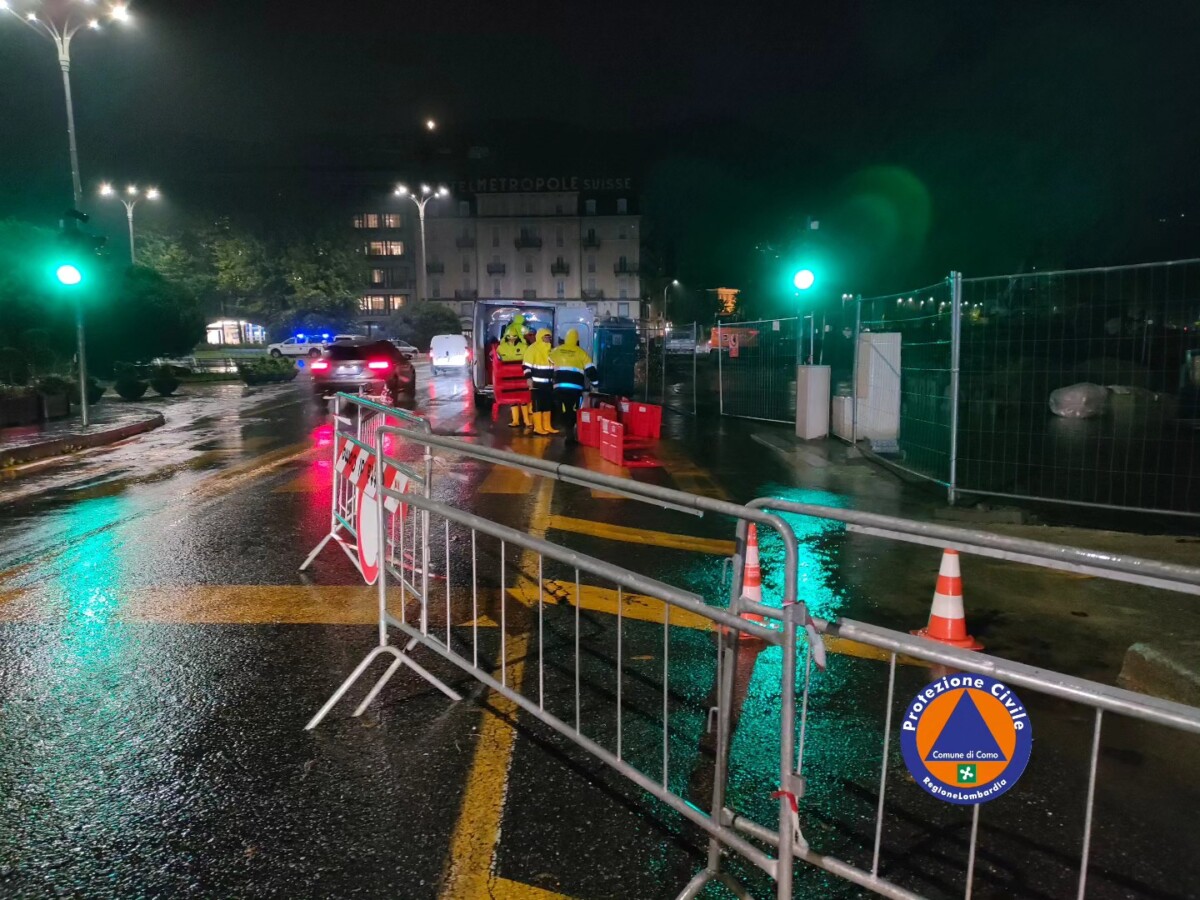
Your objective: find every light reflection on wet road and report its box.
[0,367,1196,899]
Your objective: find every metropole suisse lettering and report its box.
[900,674,1033,805]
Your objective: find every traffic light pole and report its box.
[75,298,89,427]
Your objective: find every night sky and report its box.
[2,0,1198,295]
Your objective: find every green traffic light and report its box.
[793,269,815,290]
[56,264,83,286]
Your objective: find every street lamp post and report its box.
[99,183,159,263]
[1,1,133,208]
[395,183,449,303]
[662,278,679,321]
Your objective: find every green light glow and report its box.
[56,264,83,286]
[793,269,815,291]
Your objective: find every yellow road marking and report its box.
[441,477,571,899]
[478,437,550,494]
[273,467,329,493]
[576,446,629,498]
[547,515,735,556]
[508,579,713,632]
[655,441,730,501]
[0,585,389,624]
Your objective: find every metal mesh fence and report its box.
[635,320,666,405]
[716,318,800,423]
[957,261,1200,514]
[855,279,956,485]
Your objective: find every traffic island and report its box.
[0,409,165,471]
[1119,641,1200,707]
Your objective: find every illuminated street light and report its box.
[99,181,160,263]
[394,181,450,303]
[425,119,436,131]
[1,1,134,207]
[662,278,680,319]
[793,268,816,291]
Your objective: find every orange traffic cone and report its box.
[913,549,982,650]
[739,524,767,633]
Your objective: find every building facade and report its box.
[352,179,643,331]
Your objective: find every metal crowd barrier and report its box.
[301,393,1200,899]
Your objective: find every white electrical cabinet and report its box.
[794,365,830,440]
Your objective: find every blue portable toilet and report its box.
[593,317,638,397]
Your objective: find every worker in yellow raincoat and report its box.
[496,315,532,428]
[523,328,558,435]
[550,328,599,440]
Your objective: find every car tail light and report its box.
[367,360,391,370]
[311,360,329,370]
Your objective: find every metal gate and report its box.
[717,317,801,423]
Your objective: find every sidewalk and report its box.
[0,403,165,469]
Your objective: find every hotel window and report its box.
[585,199,596,215]
[458,200,470,216]
[462,277,472,291]
[556,226,564,248]
[617,198,628,214]
[382,213,402,229]
[370,268,386,285]
[360,295,386,312]
[555,202,564,215]
[493,279,502,297]
[353,213,380,229]
[389,294,408,310]
[587,276,597,292]
[618,302,630,317]
[462,257,471,273]
[367,241,404,256]
[525,257,534,274]
[492,227,500,248]
[431,278,441,299]
[618,223,628,240]
[619,286,628,299]
[556,280,565,298]
[587,255,596,273]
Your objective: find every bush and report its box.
[150,365,181,397]
[115,374,150,401]
[84,377,106,406]
[0,347,30,386]
[237,357,298,386]
[33,374,74,398]
[0,383,36,399]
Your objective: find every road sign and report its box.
[356,481,381,585]
[729,333,740,358]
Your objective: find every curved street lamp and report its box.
[99,182,160,263]
[395,183,449,303]
[1,1,134,207]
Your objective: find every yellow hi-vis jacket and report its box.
[549,329,599,391]
[523,329,554,385]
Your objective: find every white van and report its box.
[429,333,470,375]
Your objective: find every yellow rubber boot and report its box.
[521,404,533,429]
[543,411,561,435]
[532,410,550,436]
[508,405,522,427]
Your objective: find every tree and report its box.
[387,303,463,351]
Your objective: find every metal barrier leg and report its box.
[299,532,334,571]
[307,642,462,731]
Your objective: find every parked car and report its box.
[389,339,420,357]
[309,340,415,402]
[430,333,470,374]
[268,335,326,358]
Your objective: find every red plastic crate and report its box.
[621,401,663,439]
[599,417,660,469]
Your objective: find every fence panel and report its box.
[636,320,667,405]
[662,321,700,415]
[957,261,1200,515]
[717,317,800,423]
[856,280,955,486]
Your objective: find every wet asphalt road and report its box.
[0,369,1198,899]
